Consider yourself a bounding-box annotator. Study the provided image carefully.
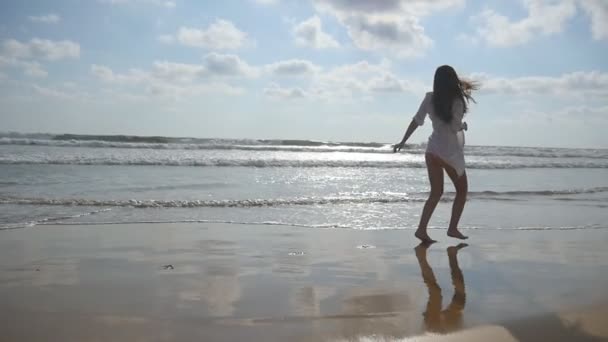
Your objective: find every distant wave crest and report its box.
[0,137,395,154]
[2,133,607,159]
[2,157,608,169]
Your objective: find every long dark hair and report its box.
[432,65,478,123]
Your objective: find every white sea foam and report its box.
[0,208,111,230]
[2,188,606,209]
[2,156,608,169]
[0,138,394,154]
[2,132,607,232]
[30,219,608,232]
[2,135,607,159]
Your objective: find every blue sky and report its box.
[0,0,607,148]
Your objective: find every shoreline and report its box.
[6,219,608,232]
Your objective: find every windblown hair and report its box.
[432,65,479,123]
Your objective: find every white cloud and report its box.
[469,0,608,45]
[95,67,195,85]
[92,53,257,84]
[91,64,147,83]
[578,0,608,40]
[150,61,206,82]
[312,60,424,98]
[456,32,480,45]
[293,16,340,49]
[2,40,29,59]
[22,62,48,78]
[2,38,80,61]
[203,52,259,77]
[473,0,577,47]
[99,0,176,8]
[0,38,79,78]
[252,0,278,5]
[261,61,608,103]
[312,0,463,58]
[368,73,409,93]
[313,0,464,16]
[264,59,321,76]
[91,56,424,102]
[341,14,432,57]
[264,83,307,99]
[28,14,61,24]
[507,104,608,127]
[1,81,92,102]
[557,105,608,120]
[162,20,249,50]
[92,62,245,98]
[271,68,608,106]
[263,59,425,101]
[32,84,76,100]
[157,34,174,44]
[144,82,244,99]
[313,0,403,14]
[90,53,257,99]
[0,56,48,78]
[90,65,117,82]
[473,70,608,98]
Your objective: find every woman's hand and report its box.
[393,142,405,153]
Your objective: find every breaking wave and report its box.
[27,220,608,232]
[2,187,606,208]
[2,157,608,169]
[2,133,607,159]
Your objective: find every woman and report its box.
[415,242,467,333]
[394,65,478,243]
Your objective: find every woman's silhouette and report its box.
[414,243,467,333]
[394,65,478,243]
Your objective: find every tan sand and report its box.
[0,223,607,341]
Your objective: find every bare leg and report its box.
[415,153,444,243]
[443,166,468,240]
[415,243,443,333]
[443,243,467,332]
[446,244,467,309]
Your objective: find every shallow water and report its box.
[1,134,607,231]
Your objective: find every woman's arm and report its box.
[393,119,419,152]
[450,99,466,132]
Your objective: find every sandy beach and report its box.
[1,223,607,341]
[2,0,608,340]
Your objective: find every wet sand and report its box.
[0,223,607,341]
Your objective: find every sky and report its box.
[0,0,607,148]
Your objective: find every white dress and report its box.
[413,92,467,177]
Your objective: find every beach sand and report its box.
[1,223,607,341]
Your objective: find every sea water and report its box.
[1,133,607,231]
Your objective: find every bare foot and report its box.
[415,230,437,244]
[447,230,468,240]
[414,242,431,257]
[447,243,468,255]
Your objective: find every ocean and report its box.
[1,132,607,232]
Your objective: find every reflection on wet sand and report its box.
[415,242,468,334]
[333,288,415,340]
[2,223,608,341]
